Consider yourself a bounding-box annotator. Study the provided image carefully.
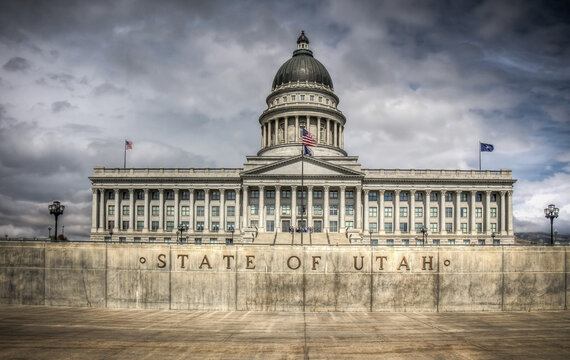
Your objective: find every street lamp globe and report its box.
[544,204,559,246]
[48,201,65,241]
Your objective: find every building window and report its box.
[491,193,497,202]
[345,205,354,215]
[227,190,236,200]
[369,207,377,217]
[165,191,174,200]
[384,192,393,201]
[329,221,338,232]
[275,98,279,104]
[491,223,497,232]
[461,208,468,217]
[212,206,220,217]
[181,206,190,216]
[122,205,129,216]
[166,221,174,231]
[266,205,275,215]
[227,222,235,231]
[400,207,408,217]
[181,221,189,228]
[137,191,144,200]
[384,222,393,233]
[196,190,205,200]
[291,95,296,101]
[283,96,287,103]
[430,223,438,233]
[345,190,354,199]
[330,205,338,215]
[212,222,220,231]
[250,220,258,228]
[461,223,468,233]
[151,221,158,231]
[211,191,220,200]
[329,190,338,199]
[181,191,190,200]
[430,207,438,217]
[297,189,306,198]
[313,205,323,216]
[194,238,202,244]
[281,205,291,215]
[166,206,174,216]
[491,208,497,218]
[108,191,115,200]
[384,207,392,217]
[250,190,259,198]
[445,207,453,218]
[345,221,353,229]
[250,205,259,215]
[445,223,453,232]
[445,193,453,201]
[430,193,438,201]
[151,191,159,200]
[122,221,129,230]
[108,205,115,215]
[415,207,423,218]
[415,192,423,201]
[400,223,408,232]
[313,190,322,199]
[266,220,275,232]
[282,189,291,198]
[227,206,235,217]
[400,192,408,201]
[119,237,126,243]
[369,222,378,232]
[149,237,156,243]
[401,239,409,245]
[475,207,482,218]
[266,190,275,199]
[197,206,205,217]
[297,205,306,216]
[196,222,204,231]
[122,191,130,200]
[433,239,440,245]
[152,206,159,216]
[107,221,115,230]
[310,95,314,101]
[448,239,455,245]
[476,193,483,202]
[137,206,144,216]
[476,223,483,233]
[136,221,143,231]
[318,96,323,102]
[460,193,467,202]
[369,192,377,201]
[415,223,423,231]
[300,94,305,101]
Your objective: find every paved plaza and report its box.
[0,306,569,359]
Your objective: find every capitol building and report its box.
[89,31,516,245]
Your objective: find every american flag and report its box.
[125,140,133,150]
[301,128,316,147]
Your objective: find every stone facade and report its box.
[89,32,516,245]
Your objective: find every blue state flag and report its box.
[480,143,494,152]
[303,145,313,157]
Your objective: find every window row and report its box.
[107,220,236,232]
[272,94,334,107]
[106,190,237,201]
[369,191,500,202]
[374,222,497,233]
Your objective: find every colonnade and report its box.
[260,116,343,148]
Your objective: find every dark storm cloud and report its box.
[51,100,72,113]
[92,83,126,96]
[2,56,30,72]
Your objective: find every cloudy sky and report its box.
[0,0,569,240]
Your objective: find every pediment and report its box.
[241,156,363,178]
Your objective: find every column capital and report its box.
[379,189,385,194]
[507,190,513,196]
[323,185,330,190]
[174,189,179,194]
[144,188,149,194]
[500,190,506,196]
[485,190,491,195]
[364,188,369,194]
[114,188,120,193]
[456,189,462,194]
[441,189,447,194]
[471,190,477,195]
[394,189,401,194]
[307,185,314,190]
[274,185,281,190]
[410,189,416,194]
[425,189,431,194]
[340,185,346,190]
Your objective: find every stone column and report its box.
[500,190,506,235]
[295,117,299,143]
[91,188,98,232]
[333,122,338,147]
[324,186,329,231]
[409,190,416,234]
[455,190,461,235]
[220,189,225,231]
[424,190,431,232]
[158,189,164,232]
[291,186,297,227]
[340,126,343,148]
[204,188,210,231]
[394,189,400,234]
[242,186,248,228]
[234,187,240,231]
[440,190,446,235]
[143,189,149,233]
[316,118,321,144]
[379,190,385,234]
[507,190,513,235]
[173,189,180,230]
[485,190,491,234]
[259,186,265,230]
[363,189,369,231]
[326,119,330,145]
[114,189,119,231]
[188,189,194,231]
[470,191,476,234]
[275,186,281,232]
[307,185,313,228]
[340,186,346,229]
[99,189,105,230]
[356,186,362,229]
[128,189,134,233]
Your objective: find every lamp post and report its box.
[491,232,496,245]
[48,227,52,240]
[230,226,235,244]
[178,223,188,244]
[420,226,428,246]
[62,225,65,240]
[544,204,559,246]
[369,229,373,245]
[48,201,65,241]
[109,229,113,243]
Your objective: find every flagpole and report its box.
[301,141,304,246]
[124,139,127,169]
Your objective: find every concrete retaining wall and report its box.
[0,242,567,312]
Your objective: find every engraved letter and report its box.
[312,256,321,270]
[246,255,256,269]
[422,256,433,271]
[157,254,166,268]
[398,256,410,271]
[287,255,301,270]
[375,256,388,270]
[353,255,364,271]
[223,255,235,270]
[199,255,212,269]
[177,254,189,269]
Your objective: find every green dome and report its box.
[271,32,334,90]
